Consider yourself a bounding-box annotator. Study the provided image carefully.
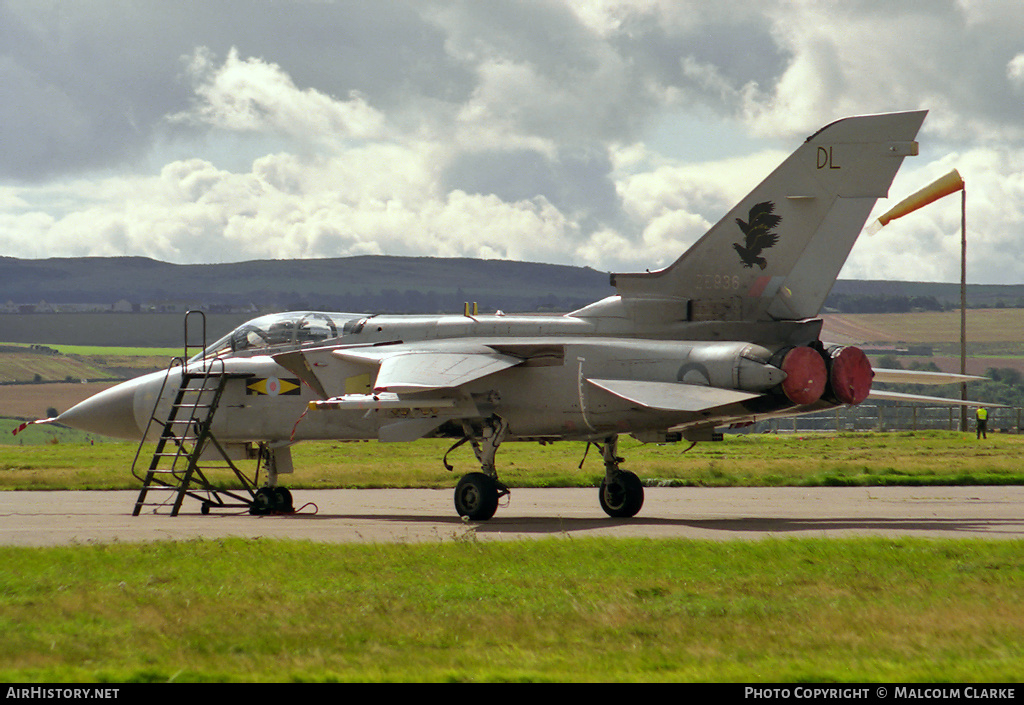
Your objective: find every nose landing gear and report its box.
[249,486,295,515]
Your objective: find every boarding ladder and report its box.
[131,311,260,516]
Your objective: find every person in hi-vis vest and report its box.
[976,407,988,439]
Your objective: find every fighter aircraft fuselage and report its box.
[66,309,829,447]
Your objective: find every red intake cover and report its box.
[780,346,827,405]
[829,346,874,405]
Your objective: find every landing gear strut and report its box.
[249,444,295,515]
[451,416,510,520]
[597,435,644,518]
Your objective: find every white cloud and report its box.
[172,47,386,142]
[2,1,1024,286]
[1008,54,1024,89]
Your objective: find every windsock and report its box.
[865,169,964,234]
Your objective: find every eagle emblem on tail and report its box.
[733,201,781,270]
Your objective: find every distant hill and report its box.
[1,255,1022,314]
[828,280,1024,311]
[0,255,610,314]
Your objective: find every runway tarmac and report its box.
[2,486,1023,545]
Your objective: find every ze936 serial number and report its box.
[694,274,741,291]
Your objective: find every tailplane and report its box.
[610,111,927,322]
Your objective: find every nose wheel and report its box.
[249,486,294,515]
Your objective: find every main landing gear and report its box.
[596,435,644,518]
[450,416,510,521]
[447,419,644,521]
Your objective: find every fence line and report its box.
[749,405,1023,434]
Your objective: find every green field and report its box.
[4,430,1024,682]
[3,428,1024,491]
[1,537,1022,682]
[0,343,176,386]
[2,343,181,357]
[0,351,112,384]
[831,309,1024,345]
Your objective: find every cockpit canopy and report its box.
[191,311,368,362]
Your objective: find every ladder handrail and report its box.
[183,309,207,364]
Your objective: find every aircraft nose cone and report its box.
[57,378,145,440]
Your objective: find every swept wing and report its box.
[587,379,760,412]
[333,347,522,394]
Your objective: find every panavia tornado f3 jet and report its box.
[40,110,983,519]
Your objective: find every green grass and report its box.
[4,428,1024,490]
[4,430,1024,682]
[0,537,1021,682]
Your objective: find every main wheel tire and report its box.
[272,486,294,513]
[599,470,644,518]
[454,472,500,521]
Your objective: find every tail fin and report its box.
[610,111,927,321]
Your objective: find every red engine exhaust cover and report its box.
[828,346,874,405]
[779,346,827,405]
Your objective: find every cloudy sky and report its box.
[1,0,1023,284]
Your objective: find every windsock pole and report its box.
[960,185,967,428]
